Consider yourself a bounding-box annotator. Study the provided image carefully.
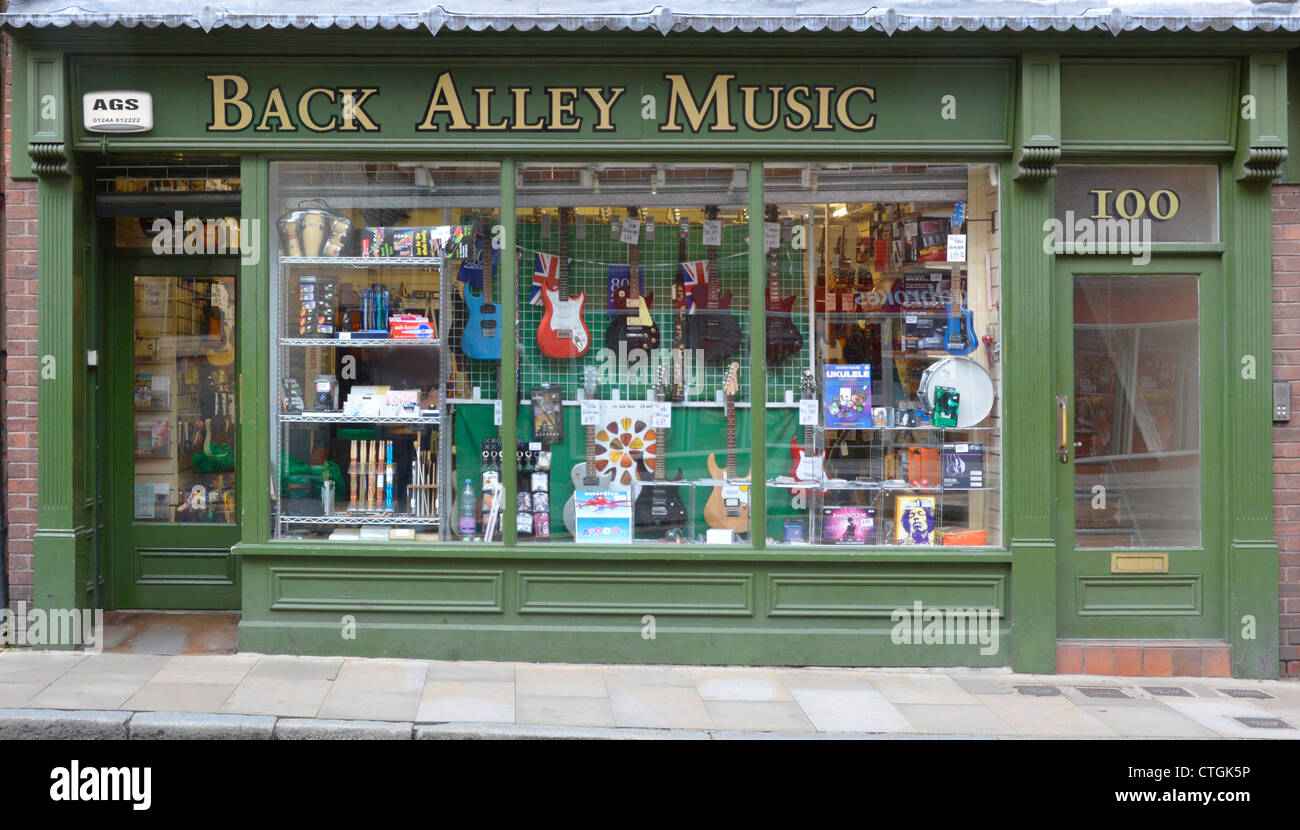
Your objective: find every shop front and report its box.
[3,4,1290,676]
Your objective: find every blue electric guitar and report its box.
[461,215,502,360]
[943,265,977,356]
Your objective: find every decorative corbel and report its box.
[1236,54,1288,185]
[1014,54,1060,182]
[28,142,70,177]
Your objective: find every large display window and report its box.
[266,160,1000,548]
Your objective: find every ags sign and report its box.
[83,91,154,133]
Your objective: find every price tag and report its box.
[799,398,819,426]
[946,234,967,262]
[611,218,621,239]
[620,217,642,245]
[493,399,503,426]
[764,222,780,250]
[644,216,655,239]
[653,402,672,428]
[702,219,722,247]
[580,399,600,426]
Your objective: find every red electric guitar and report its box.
[537,207,591,359]
[764,204,803,366]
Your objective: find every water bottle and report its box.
[459,478,477,536]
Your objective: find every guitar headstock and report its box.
[479,214,492,268]
[765,204,779,224]
[705,204,719,223]
[558,206,572,228]
[583,365,598,399]
[654,366,667,403]
[801,369,816,401]
[722,362,741,400]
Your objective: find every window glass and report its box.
[763,163,1002,547]
[516,163,752,545]
[269,161,502,542]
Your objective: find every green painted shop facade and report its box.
[4,11,1293,676]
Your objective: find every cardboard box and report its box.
[941,443,985,489]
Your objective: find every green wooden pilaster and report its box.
[238,155,271,545]
[500,159,518,547]
[1008,53,1061,673]
[1225,54,1287,677]
[748,161,766,548]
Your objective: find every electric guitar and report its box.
[461,214,502,360]
[763,204,803,367]
[605,207,660,353]
[562,367,619,535]
[669,218,691,402]
[207,281,235,367]
[943,263,977,356]
[685,205,742,364]
[633,368,688,540]
[538,207,591,359]
[704,362,751,533]
[789,370,825,504]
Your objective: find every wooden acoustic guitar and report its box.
[704,362,750,533]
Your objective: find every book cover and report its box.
[894,496,937,545]
[824,364,872,428]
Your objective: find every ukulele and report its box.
[605,207,660,353]
[763,204,803,366]
[685,205,742,364]
[788,370,825,504]
[704,362,751,533]
[633,368,688,540]
[669,217,691,402]
[537,207,591,359]
[561,367,619,536]
[460,214,503,361]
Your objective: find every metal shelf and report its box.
[278,513,441,527]
[278,256,442,268]
[281,412,439,425]
[278,337,439,348]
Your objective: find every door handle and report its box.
[1056,395,1070,463]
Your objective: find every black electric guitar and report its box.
[605,207,660,353]
[633,368,688,540]
[685,205,743,364]
[764,204,803,366]
[669,217,691,402]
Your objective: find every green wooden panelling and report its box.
[500,159,518,547]
[238,155,271,547]
[1076,576,1202,616]
[1060,59,1239,154]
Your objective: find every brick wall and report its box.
[1273,183,1300,677]
[4,34,40,608]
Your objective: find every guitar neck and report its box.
[767,243,780,306]
[725,397,737,478]
[707,244,719,308]
[479,222,493,301]
[585,422,596,479]
[558,212,570,299]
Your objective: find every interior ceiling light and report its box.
[832,204,849,218]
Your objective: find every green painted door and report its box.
[1054,256,1224,639]
[107,255,241,610]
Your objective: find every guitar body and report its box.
[460,282,502,360]
[561,462,620,536]
[686,290,742,363]
[538,288,590,358]
[943,301,978,356]
[789,437,827,500]
[604,293,660,353]
[207,282,235,367]
[765,294,803,366]
[704,453,751,533]
[633,470,688,539]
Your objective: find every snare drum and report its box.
[917,356,995,428]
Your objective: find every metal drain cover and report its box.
[1231,716,1293,730]
[1077,686,1130,699]
[1014,685,1061,697]
[1220,688,1273,700]
[1143,686,1193,697]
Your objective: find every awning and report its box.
[2,1,1298,36]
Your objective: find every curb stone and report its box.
[129,712,276,740]
[274,718,414,740]
[0,709,130,740]
[415,722,711,740]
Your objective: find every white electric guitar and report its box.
[562,367,621,535]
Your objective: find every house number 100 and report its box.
[1088,188,1181,221]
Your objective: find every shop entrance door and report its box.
[1053,257,1224,639]
[106,255,241,609]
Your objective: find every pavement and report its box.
[1,648,1298,739]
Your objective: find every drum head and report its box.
[918,357,994,428]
